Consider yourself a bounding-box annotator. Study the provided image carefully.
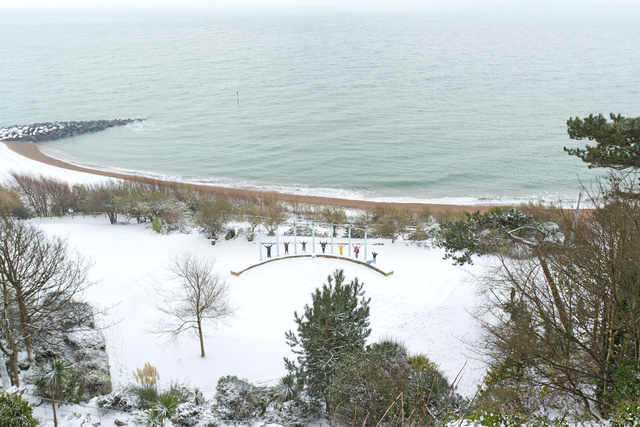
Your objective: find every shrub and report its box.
[516,201,562,223]
[326,346,405,427]
[611,358,640,404]
[96,392,139,413]
[172,401,209,426]
[140,406,165,427]
[416,206,432,223]
[195,196,235,239]
[473,357,544,417]
[464,410,569,427]
[0,185,27,218]
[212,375,318,426]
[611,402,640,427]
[194,388,206,406]
[0,390,38,427]
[151,216,164,233]
[345,212,370,239]
[264,391,320,427]
[130,386,159,410]
[407,226,432,242]
[165,380,193,404]
[10,172,76,217]
[432,209,467,223]
[284,225,313,237]
[369,204,413,242]
[408,354,440,372]
[261,197,286,236]
[214,375,268,421]
[318,206,347,236]
[326,341,464,427]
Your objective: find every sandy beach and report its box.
[3,140,494,213]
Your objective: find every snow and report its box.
[25,217,486,395]
[0,143,489,425]
[0,142,111,185]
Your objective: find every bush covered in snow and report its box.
[264,389,320,427]
[172,401,216,426]
[213,375,319,426]
[214,375,266,421]
[284,225,313,237]
[96,391,140,413]
[65,329,105,350]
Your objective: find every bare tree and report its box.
[475,176,640,419]
[0,218,91,385]
[158,253,234,357]
[10,172,76,217]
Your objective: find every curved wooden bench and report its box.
[230,254,393,277]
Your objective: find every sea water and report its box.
[1,5,639,204]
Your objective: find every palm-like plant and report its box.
[273,375,298,402]
[34,357,73,427]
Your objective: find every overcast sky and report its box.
[0,0,635,12]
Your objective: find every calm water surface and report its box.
[1,5,639,204]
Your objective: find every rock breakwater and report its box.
[0,119,143,142]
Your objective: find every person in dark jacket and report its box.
[263,244,273,258]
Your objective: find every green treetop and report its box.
[285,269,371,414]
[565,113,640,170]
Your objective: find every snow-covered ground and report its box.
[1,143,488,425]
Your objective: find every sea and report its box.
[1,4,639,205]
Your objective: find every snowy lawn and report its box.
[31,216,487,398]
[1,142,489,425]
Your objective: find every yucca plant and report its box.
[34,357,74,427]
[273,375,298,402]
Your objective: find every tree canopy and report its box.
[565,113,640,170]
[285,269,371,414]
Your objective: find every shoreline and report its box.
[3,140,495,214]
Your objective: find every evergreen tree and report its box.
[565,113,640,170]
[285,269,371,414]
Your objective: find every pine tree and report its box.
[285,269,371,414]
[565,113,640,170]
